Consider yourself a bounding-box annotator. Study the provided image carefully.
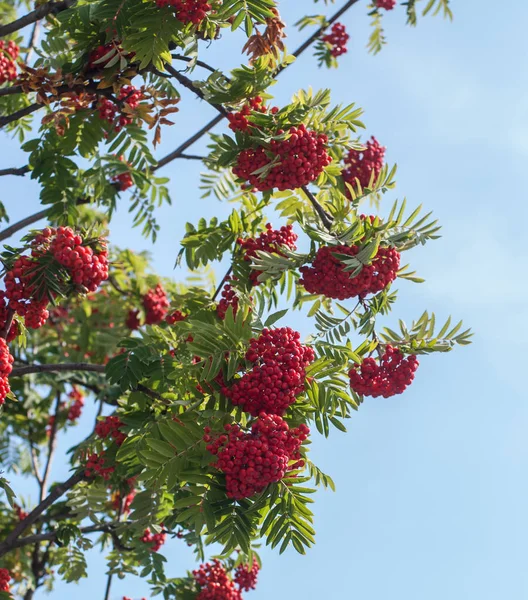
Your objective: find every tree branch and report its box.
[0,102,42,128]
[0,208,49,243]
[0,471,84,557]
[0,1,76,38]
[10,363,106,378]
[40,391,61,501]
[171,54,220,75]
[0,165,31,176]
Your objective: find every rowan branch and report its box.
[40,391,61,501]
[0,102,42,128]
[0,471,85,557]
[0,1,76,38]
[163,63,229,117]
[171,54,220,75]
[155,0,360,172]
[10,363,106,378]
[0,208,49,243]
[0,165,31,176]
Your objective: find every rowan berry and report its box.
[156,0,213,24]
[193,560,242,600]
[376,0,397,9]
[141,528,167,552]
[234,559,259,592]
[0,568,11,592]
[143,284,169,325]
[343,136,385,192]
[0,40,19,85]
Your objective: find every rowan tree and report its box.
[0,1,467,599]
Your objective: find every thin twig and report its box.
[40,391,61,501]
[0,102,42,128]
[171,54,220,75]
[0,309,15,340]
[26,20,41,63]
[163,64,229,117]
[301,185,334,230]
[212,265,233,301]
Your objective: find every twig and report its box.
[40,392,61,501]
[163,64,229,117]
[26,20,41,63]
[0,1,76,38]
[171,54,220,75]
[0,309,15,340]
[10,363,106,378]
[212,265,233,301]
[0,102,42,128]
[0,471,85,557]
[301,186,334,230]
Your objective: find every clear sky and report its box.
[2,1,528,598]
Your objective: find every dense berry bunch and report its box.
[193,560,242,600]
[0,568,11,592]
[234,560,260,592]
[141,528,167,552]
[376,0,397,9]
[300,244,400,300]
[112,155,134,191]
[0,291,19,342]
[216,280,239,320]
[89,44,116,69]
[143,284,170,324]
[67,386,85,421]
[227,97,278,132]
[322,23,349,57]
[98,86,143,131]
[0,338,13,405]
[156,0,212,24]
[0,40,19,85]
[85,452,115,480]
[238,224,298,285]
[95,415,127,446]
[342,136,386,191]
[206,414,310,499]
[233,124,331,192]
[349,346,419,397]
[50,227,109,292]
[223,327,314,416]
[126,309,141,330]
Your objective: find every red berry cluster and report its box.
[342,136,385,191]
[89,44,116,69]
[216,280,239,321]
[67,386,85,421]
[126,309,141,330]
[0,40,19,85]
[222,327,314,416]
[238,224,298,286]
[227,96,278,132]
[322,23,349,57]
[232,124,331,192]
[0,568,11,592]
[349,346,418,397]
[85,452,115,480]
[166,310,186,324]
[206,414,309,499]
[156,0,212,24]
[0,338,13,405]
[50,227,109,292]
[98,86,143,131]
[95,415,127,446]
[141,528,167,552]
[193,560,242,600]
[143,283,170,324]
[376,0,397,10]
[234,560,260,592]
[0,291,19,342]
[300,244,400,300]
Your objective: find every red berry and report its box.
[0,568,11,593]
[376,0,397,10]
[156,0,213,25]
[342,136,386,192]
[234,559,260,592]
[95,415,127,446]
[0,40,19,85]
[142,284,169,325]
[193,560,242,600]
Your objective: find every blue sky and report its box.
[3,0,528,598]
